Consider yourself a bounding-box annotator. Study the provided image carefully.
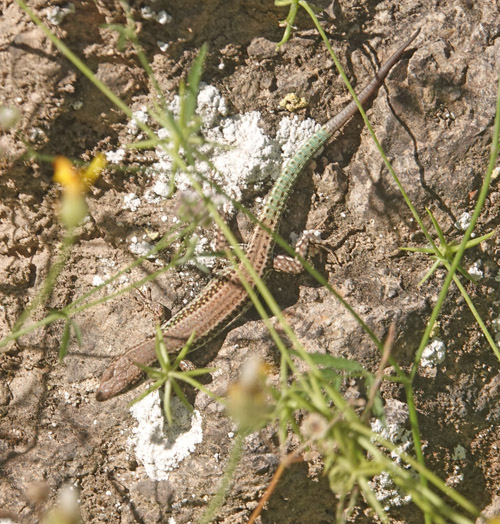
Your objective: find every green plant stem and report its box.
[409,72,500,382]
[450,268,500,360]
[294,4,429,514]
[355,428,479,518]
[299,1,438,254]
[198,431,245,524]
[15,0,163,145]
[11,227,75,334]
[0,223,196,352]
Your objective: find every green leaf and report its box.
[417,258,441,286]
[460,230,495,249]
[185,43,207,124]
[171,380,194,414]
[70,319,83,347]
[163,379,173,425]
[317,368,342,388]
[426,208,446,246]
[173,330,197,367]
[301,352,365,373]
[155,324,170,369]
[58,320,71,361]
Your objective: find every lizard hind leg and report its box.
[273,229,322,274]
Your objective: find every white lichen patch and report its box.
[92,275,105,287]
[276,114,322,161]
[369,471,413,509]
[420,339,446,369]
[105,148,125,164]
[467,259,483,281]
[446,444,467,488]
[196,83,229,126]
[446,446,467,487]
[128,236,154,258]
[128,391,203,481]
[492,316,500,344]
[127,107,149,135]
[140,6,172,24]
[454,211,472,231]
[446,465,464,487]
[452,444,467,460]
[123,193,141,212]
[116,84,321,217]
[45,3,75,25]
[370,399,413,510]
[102,84,323,270]
[157,41,169,52]
[89,258,130,294]
[190,235,217,270]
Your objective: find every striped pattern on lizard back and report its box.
[95,29,420,401]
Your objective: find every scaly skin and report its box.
[96,29,420,401]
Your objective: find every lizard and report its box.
[96,28,420,401]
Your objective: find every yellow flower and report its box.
[53,154,106,228]
[53,154,105,195]
[227,357,274,432]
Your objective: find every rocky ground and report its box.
[1,1,500,522]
